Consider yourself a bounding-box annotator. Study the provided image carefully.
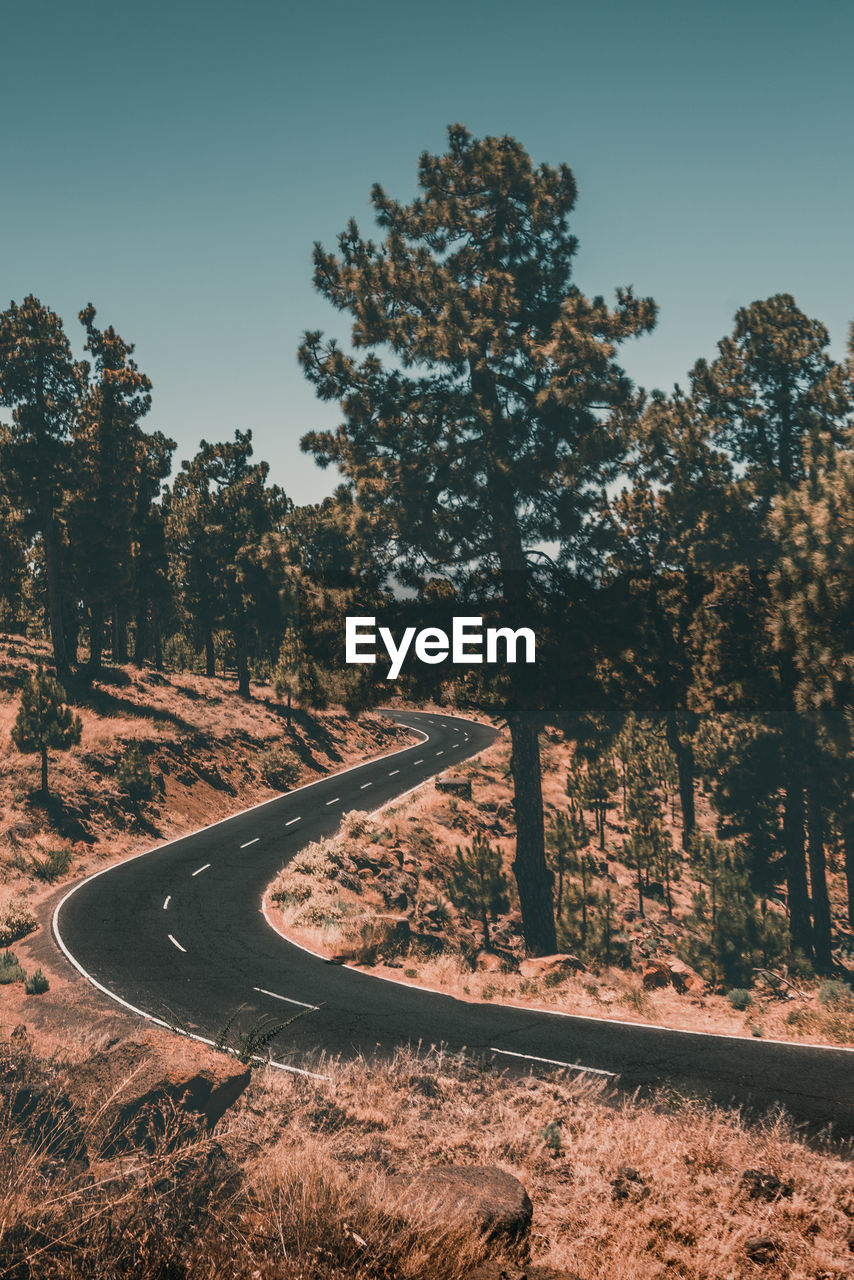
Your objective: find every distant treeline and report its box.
[1,127,853,970]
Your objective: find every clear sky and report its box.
[3,0,852,503]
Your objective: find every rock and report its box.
[743,1235,778,1264]
[474,949,506,973]
[386,1166,532,1243]
[610,1166,650,1202]
[337,871,363,894]
[641,960,673,990]
[436,774,473,799]
[739,1168,794,1201]
[520,954,587,980]
[65,1036,251,1156]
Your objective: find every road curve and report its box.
[54,709,854,1131]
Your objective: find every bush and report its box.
[24,968,49,995]
[818,979,854,1009]
[727,988,752,1011]
[0,949,24,984]
[260,746,302,791]
[117,742,154,807]
[11,847,72,882]
[0,894,37,946]
[161,632,199,673]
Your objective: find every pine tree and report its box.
[546,807,588,922]
[11,665,82,796]
[298,125,655,954]
[0,298,83,678]
[447,833,511,950]
[69,305,156,671]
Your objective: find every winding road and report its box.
[54,710,854,1131]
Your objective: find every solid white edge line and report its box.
[241,837,260,849]
[163,896,171,910]
[489,1047,616,1077]
[192,863,211,876]
[253,985,319,1011]
[50,711,463,1077]
[168,934,187,953]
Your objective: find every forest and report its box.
[1,126,852,981]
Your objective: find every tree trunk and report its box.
[40,746,48,797]
[134,606,148,668]
[843,817,854,929]
[204,631,215,678]
[508,713,556,956]
[665,709,696,850]
[89,602,104,674]
[235,629,251,700]
[42,517,70,680]
[782,770,812,957]
[153,621,163,672]
[806,765,832,972]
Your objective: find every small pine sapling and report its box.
[11,666,82,797]
[447,833,510,950]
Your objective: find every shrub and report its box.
[727,988,752,1011]
[116,742,154,807]
[11,847,71,882]
[260,745,302,791]
[0,949,24,984]
[818,978,854,1008]
[0,894,37,946]
[24,968,49,995]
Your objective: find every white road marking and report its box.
[388,769,399,776]
[192,863,211,876]
[489,1047,616,1077]
[163,895,171,910]
[414,759,424,765]
[253,985,319,1011]
[326,797,340,805]
[360,782,372,789]
[436,750,444,756]
[285,816,301,826]
[168,934,187,953]
[241,837,259,848]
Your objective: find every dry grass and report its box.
[2,1031,852,1280]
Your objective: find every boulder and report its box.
[436,774,473,800]
[65,1036,251,1155]
[519,954,587,980]
[641,960,672,990]
[386,1166,532,1243]
[743,1235,778,1265]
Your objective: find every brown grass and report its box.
[2,1032,851,1280]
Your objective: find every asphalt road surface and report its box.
[54,709,854,1132]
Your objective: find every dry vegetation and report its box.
[268,730,854,1049]
[1,1027,852,1280]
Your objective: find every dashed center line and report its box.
[360,782,372,789]
[435,750,444,756]
[414,759,424,765]
[325,797,340,806]
[162,895,171,910]
[388,769,400,776]
[192,863,211,877]
[241,837,259,849]
[253,985,319,1011]
[168,934,187,953]
[285,816,301,826]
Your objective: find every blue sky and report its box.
[3,0,852,502]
